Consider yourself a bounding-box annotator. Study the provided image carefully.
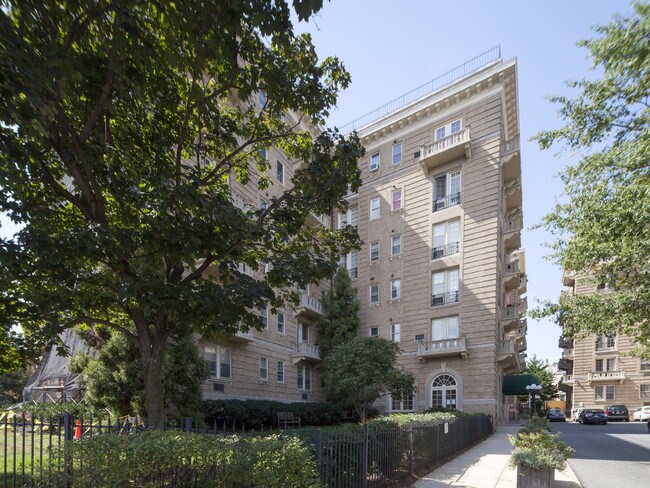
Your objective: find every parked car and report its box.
[604,404,630,422]
[578,408,608,425]
[547,408,566,422]
[632,406,650,421]
[572,407,586,421]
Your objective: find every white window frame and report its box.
[390,278,401,300]
[391,188,403,212]
[297,364,312,390]
[391,323,401,342]
[431,315,460,341]
[205,346,232,379]
[370,197,380,220]
[340,251,358,278]
[595,385,615,401]
[277,312,285,335]
[640,384,650,399]
[432,220,461,259]
[369,284,379,304]
[391,235,402,256]
[370,241,380,262]
[260,307,268,329]
[392,143,402,165]
[369,326,379,337]
[434,119,462,140]
[298,322,310,344]
[432,268,460,304]
[338,206,358,229]
[259,357,268,380]
[370,152,380,171]
[390,394,414,412]
[258,90,267,106]
[433,171,462,211]
[276,159,285,185]
[277,361,285,383]
[595,334,616,351]
[260,147,267,161]
[431,374,458,410]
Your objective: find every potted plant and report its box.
[509,420,574,488]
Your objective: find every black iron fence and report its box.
[1,413,492,488]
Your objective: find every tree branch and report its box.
[78,315,136,341]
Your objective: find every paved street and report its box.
[548,420,650,488]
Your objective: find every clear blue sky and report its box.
[294,0,635,365]
[0,1,633,366]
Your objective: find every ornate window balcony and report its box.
[292,343,321,364]
[431,291,459,307]
[417,337,467,360]
[420,127,471,172]
[294,293,323,320]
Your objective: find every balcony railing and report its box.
[431,242,460,260]
[432,192,462,212]
[504,260,520,276]
[497,340,516,355]
[558,336,574,349]
[294,293,323,319]
[417,337,467,359]
[503,215,521,233]
[420,127,471,170]
[502,306,519,319]
[562,375,574,385]
[431,291,459,307]
[292,343,321,364]
[558,357,574,372]
[587,370,625,383]
[502,136,520,155]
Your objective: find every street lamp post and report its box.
[526,383,542,416]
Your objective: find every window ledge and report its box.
[389,255,402,260]
[369,302,379,308]
[390,298,402,303]
[390,208,404,215]
[370,260,380,265]
[259,379,269,384]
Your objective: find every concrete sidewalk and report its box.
[412,424,582,488]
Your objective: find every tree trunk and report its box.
[142,345,166,427]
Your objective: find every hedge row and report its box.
[201,399,344,429]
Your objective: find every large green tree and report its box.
[322,336,415,422]
[0,0,363,425]
[522,356,559,404]
[317,266,360,361]
[532,2,650,358]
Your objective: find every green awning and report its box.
[503,374,540,395]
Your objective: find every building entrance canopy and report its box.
[503,374,539,395]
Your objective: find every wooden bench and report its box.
[277,411,301,429]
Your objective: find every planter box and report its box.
[516,465,554,488]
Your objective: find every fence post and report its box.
[63,414,74,488]
[408,420,415,476]
[314,429,322,482]
[362,422,368,488]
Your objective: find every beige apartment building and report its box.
[558,272,650,416]
[197,54,528,423]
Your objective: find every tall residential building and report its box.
[338,54,527,423]
[558,271,650,416]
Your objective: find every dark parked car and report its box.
[578,408,608,425]
[604,404,629,421]
[547,408,566,422]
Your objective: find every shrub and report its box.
[509,429,574,471]
[60,430,323,487]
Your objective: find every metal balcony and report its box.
[305,212,331,228]
[420,127,471,172]
[558,357,574,373]
[503,214,522,251]
[558,336,574,349]
[501,306,520,331]
[431,290,460,307]
[294,293,323,320]
[431,242,460,260]
[417,337,468,360]
[587,370,625,383]
[503,259,521,289]
[432,192,462,212]
[292,343,321,364]
[228,326,254,344]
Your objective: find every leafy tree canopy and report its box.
[317,266,360,361]
[0,0,363,425]
[322,336,415,422]
[532,2,650,358]
[522,356,559,404]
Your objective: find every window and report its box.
[435,119,462,140]
[432,220,461,259]
[369,326,379,337]
[258,90,267,106]
[391,188,403,211]
[298,322,309,343]
[370,284,379,304]
[370,241,380,262]
[432,268,460,306]
[415,334,425,341]
[277,361,285,382]
[595,334,616,351]
[391,235,402,256]
[370,197,380,220]
[259,307,268,329]
[259,357,268,380]
[297,365,311,390]
[390,279,401,300]
[370,153,380,171]
[435,127,445,140]
[451,120,461,134]
[432,315,460,341]
[260,147,267,161]
[433,171,462,211]
[276,160,285,184]
[595,358,616,372]
[391,323,401,342]
[390,394,414,411]
[392,143,402,165]
[640,384,650,399]
[277,312,285,335]
[431,374,457,410]
[340,251,358,278]
[595,385,615,401]
[338,206,358,229]
[205,346,231,379]
[641,360,650,372]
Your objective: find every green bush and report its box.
[509,429,574,471]
[56,430,323,487]
[201,399,343,429]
